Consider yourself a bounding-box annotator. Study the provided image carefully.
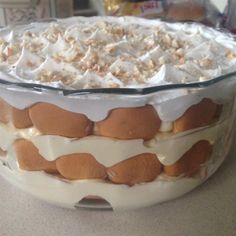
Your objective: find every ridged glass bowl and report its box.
[0,71,235,210]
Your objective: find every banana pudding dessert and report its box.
[0,17,235,210]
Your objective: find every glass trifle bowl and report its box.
[0,17,235,210]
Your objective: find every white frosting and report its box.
[0,117,231,166]
[0,17,235,89]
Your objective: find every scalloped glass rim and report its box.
[0,71,235,96]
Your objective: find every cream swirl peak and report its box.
[0,17,235,89]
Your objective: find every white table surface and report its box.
[0,132,236,236]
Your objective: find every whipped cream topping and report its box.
[0,17,235,89]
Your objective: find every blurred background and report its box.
[0,0,233,32]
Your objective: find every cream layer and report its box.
[0,116,233,210]
[0,138,229,210]
[0,117,231,166]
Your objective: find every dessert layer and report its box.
[0,163,205,209]
[12,138,216,183]
[0,77,234,123]
[0,117,229,167]
[0,97,224,139]
[0,17,235,89]
[0,98,232,185]
[0,17,235,128]
[0,111,233,208]
[31,120,227,166]
[0,136,230,209]
[9,113,233,185]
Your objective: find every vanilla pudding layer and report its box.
[0,123,233,210]
[0,95,234,185]
[0,96,232,165]
[0,112,233,185]
[0,112,233,210]
[0,118,228,166]
[0,87,234,185]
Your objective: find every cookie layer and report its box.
[0,98,32,128]
[107,153,162,186]
[56,153,107,180]
[29,103,93,138]
[164,140,212,177]
[95,105,161,140]
[14,139,57,173]
[173,99,220,133]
